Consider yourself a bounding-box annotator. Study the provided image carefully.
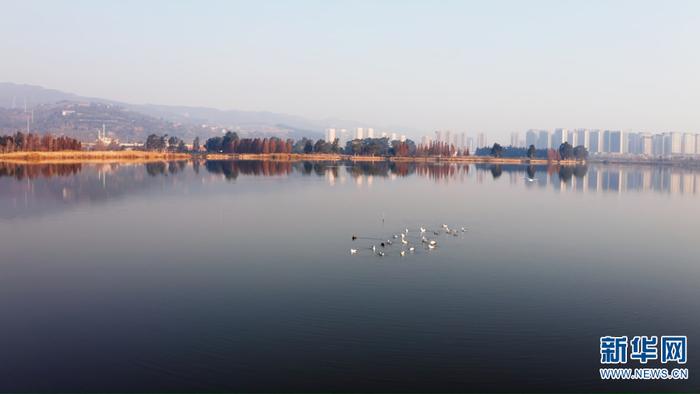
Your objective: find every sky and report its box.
[1,0,699,140]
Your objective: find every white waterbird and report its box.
[350,249,358,254]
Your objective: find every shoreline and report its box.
[7,150,674,166]
[2,150,699,169]
[201,153,583,165]
[0,151,191,164]
[0,151,584,165]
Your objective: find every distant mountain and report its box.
[0,82,338,140]
[0,101,204,142]
[0,83,87,107]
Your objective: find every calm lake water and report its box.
[1,160,699,392]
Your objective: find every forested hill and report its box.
[0,83,328,141]
[0,102,204,142]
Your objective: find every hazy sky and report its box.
[1,0,699,139]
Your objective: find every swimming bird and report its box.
[350,249,358,254]
[393,234,399,239]
[386,239,393,245]
[400,250,406,257]
[352,234,357,240]
[405,228,409,234]
[429,240,437,246]
[420,226,426,233]
[376,251,385,257]
[380,242,385,248]
[442,224,448,229]
[428,244,436,250]
[461,227,466,232]
[421,236,428,243]
[371,245,376,252]
[409,247,415,252]
[401,238,408,245]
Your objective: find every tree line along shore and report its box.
[0,130,587,164]
[0,150,579,165]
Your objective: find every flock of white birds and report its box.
[350,224,467,258]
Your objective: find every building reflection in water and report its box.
[2,161,700,201]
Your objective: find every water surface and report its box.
[0,160,698,392]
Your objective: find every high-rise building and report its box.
[627,132,641,154]
[435,130,443,144]
[339,128,349,145]
[551,128,568,148]
[367,128,374,138]
[525,130,537,147]
[602,130,611,153]
[460,132,466,149]
[600,130,624,153]
[575,129,589,148]
[325,128,336,142]
[355,127,364,140]
[640,133,653,156]
[444,130,451,144]
[510,132,520,147]
[606,130,624,153]
[663,132,682,156]
[477,133,487,148]
[682,133,696,155]
[466,136,475,152]
[391,132,398,141]
[652,134,665,156]
[537,130,550,150]
[696,134,700,156]
[589,130,602,153]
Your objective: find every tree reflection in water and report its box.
[2,160,700,198]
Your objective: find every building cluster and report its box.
[325,127,406,146]
[521,129,700,157]
[325,126,700,159]
[418,130,489,152]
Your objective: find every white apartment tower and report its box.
[537,130,550,150]
[477,133,487,148]
[682,133,696,155]
[510,132,520,147]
